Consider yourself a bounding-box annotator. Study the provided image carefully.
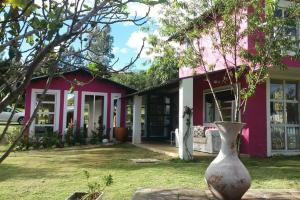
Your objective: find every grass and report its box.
[0,144,299,200]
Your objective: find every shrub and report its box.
[82,170,113,200]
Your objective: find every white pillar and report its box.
[179,77,193,160]
[132,95,142,144]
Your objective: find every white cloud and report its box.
[126,31,152,59]
[126,3,163,21]
[113,47,128,54]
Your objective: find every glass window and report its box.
[66,93,76,129]
[270,102,284,124]
[39,103,55,113]
[34,92,57,135]
[286,103,299,124]
[270,80,299,151]
[3,107,12,112]
[287,127,300,150]
[37,94,55,102]
[270,80,284,100]
[275,8,283,17]
[204,89,235,123]
[35,113,55,125]
[271,126,285,150]
[285,82,298,101]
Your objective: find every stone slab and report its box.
[131,159,160,163]
[132,188,300,200]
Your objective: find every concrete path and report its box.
[132,188,300,200]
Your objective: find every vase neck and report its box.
[215,122,244,157]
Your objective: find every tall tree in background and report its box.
[110,70,151,90]
[147,34,179,85]
[58,47,86,72]
[86,25,115,76]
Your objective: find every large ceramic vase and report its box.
[205,121,251,200]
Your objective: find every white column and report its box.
[132,95,142,144]
[179,77,194,160]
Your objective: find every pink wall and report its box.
[179,4,300,79]
[179,9,249,78]
[192,71,267,157]
[25,71,131,135]
[241,82,267,157]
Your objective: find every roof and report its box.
[31,68,137,93]
[123,78,181,98]
[123,68,228,98]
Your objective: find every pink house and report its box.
[24,69,135,140]
[127,0,300,159]
[24,0,299,159]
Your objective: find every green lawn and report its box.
[0,144,299,200]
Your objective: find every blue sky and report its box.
[1,1,161,72]
[110,23,149,71]
[107,2,162,72]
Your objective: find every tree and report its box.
[58,46,86,72]
[146,34,179,85]
[0,0,162,163]
[110,70,151,90]
[87,25,115,76]
[154,0,300,122]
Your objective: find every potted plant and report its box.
[66,171,113,200]
[151,0,299,199]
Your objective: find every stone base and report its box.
[132,188,300,200]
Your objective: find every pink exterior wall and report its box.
[24,71,131,135]
[179,10,249,78]
[192,71,267,157]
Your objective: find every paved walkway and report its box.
[134,142,216,158]
[132,188,300,200]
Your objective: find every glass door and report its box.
[83,94,104,137]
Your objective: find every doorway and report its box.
[81,92,107,137]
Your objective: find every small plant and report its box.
[82,170,113,200]
[74,128,87,145]
[66,122,75,146]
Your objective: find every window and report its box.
[65,92,77,131]
[270,80,300,151]
[34,93,57,136]
[204,89,235,123]
[3,107,12,112]
[275,7,300,51]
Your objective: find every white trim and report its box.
[30,89,60,136]
[80,92,108,134]
[266,78,272,156]
[110,93,122,140]
[62,91,78,135]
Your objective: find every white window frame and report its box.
[202,85,240,127]
[29,89,60,136]
[268,79,300,155]
[63,90,78,134]
[80,92,108,133]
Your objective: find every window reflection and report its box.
[285,82,298,101]
[270,80,299,151]
[270,80,283,100]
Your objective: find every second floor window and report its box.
[275,7,299,49]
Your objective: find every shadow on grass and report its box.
[0,164,55,182]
